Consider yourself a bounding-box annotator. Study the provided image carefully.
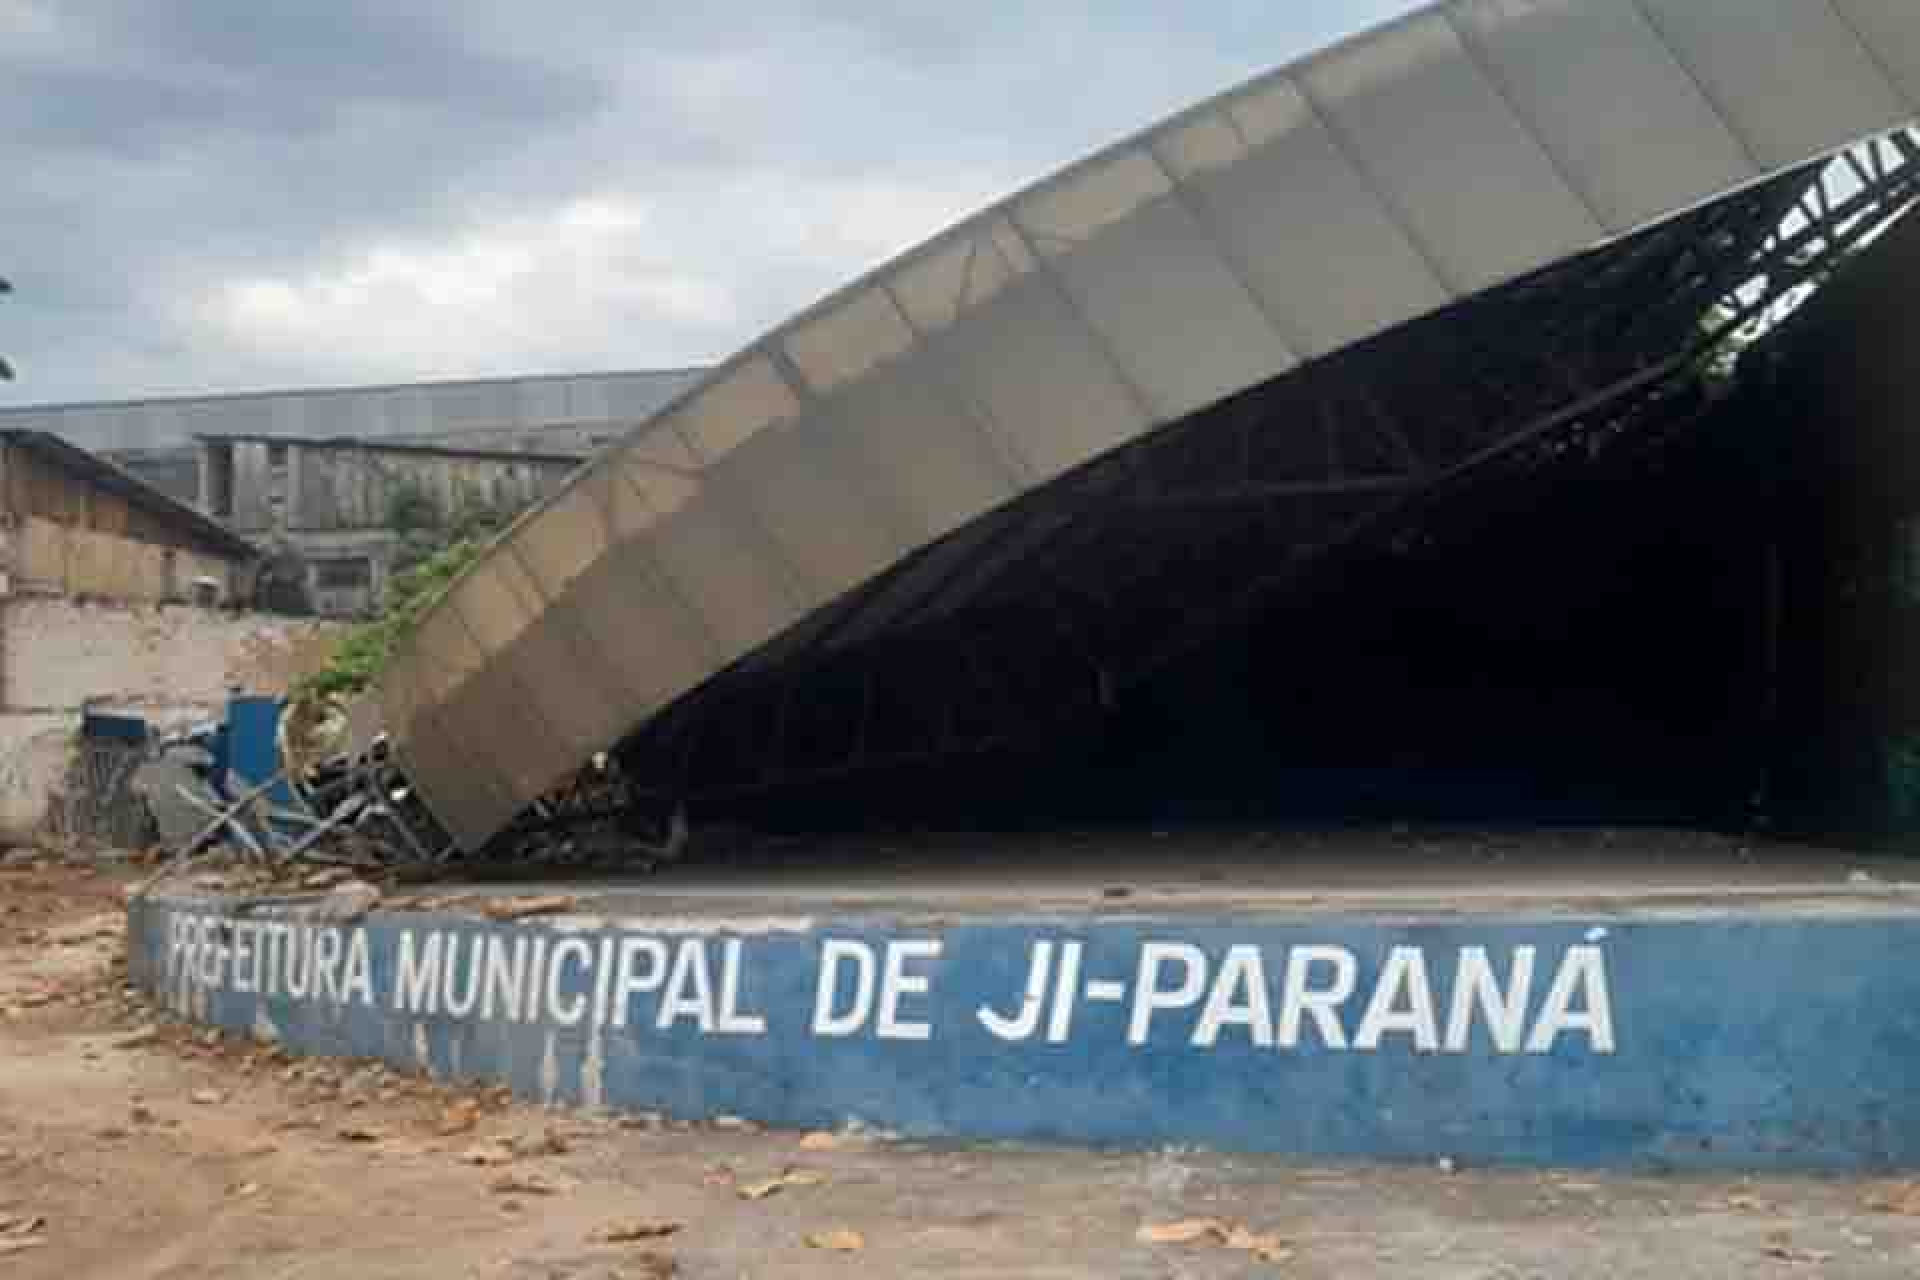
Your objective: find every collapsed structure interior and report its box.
[515,135,1920,857]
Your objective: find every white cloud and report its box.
[189,195,738,380]
[186,165,1007,384]
[0,2,1417,402]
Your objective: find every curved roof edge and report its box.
[388,0,1920,849]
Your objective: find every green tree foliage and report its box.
[385,477,513,577]
[293,536,488,704]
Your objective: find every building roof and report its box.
[194,433,587,466]
[383,0,1920,851]
[0,367,705,456]
[0,430,258,561]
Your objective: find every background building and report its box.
[0,367,702,504]
[0,366,704,616]
[0,429,255,606]
[198,434,584,616]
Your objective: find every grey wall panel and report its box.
[1450,0,1757,231]
[1637,0,1909,169]
[931,276,1151,478]
[1045,193,1298,421]
[441,653,573,813]
[560,545,715,714]
[1833,0,1920,112]
[1299,12,1605,294]
[419,676,537,845]
[826,365,1026,545]
[714,413,913,605]
[492,614,633,759]
[1174,86,1453,359]
[646,496,805,660]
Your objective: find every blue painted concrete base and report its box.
[127,890,1920,1171]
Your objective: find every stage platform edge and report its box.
[128,868,1920,1172]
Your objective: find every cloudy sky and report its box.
[0,1,1411,405]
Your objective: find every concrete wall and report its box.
[0,597,340,840]
[285,445,576,534]
[128,895,1920,1171]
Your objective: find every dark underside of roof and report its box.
[512,137,1920,847]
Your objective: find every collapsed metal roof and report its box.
[383,0,1920,852]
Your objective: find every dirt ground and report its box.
[7,858,1920,1278]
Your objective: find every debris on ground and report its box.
[1137,1217,1292,1262]
[460,1141,517,1167]
[1866,1181,1920,1215]
[434,1099,481,1136]
[1761,1231,1833,1265]
[1716,1192,1780,1214]
[803,1228,866,1252]
[489,1171,573,1197]
[480,894,577,922]
[300,867,357,891]
[0,1213,47,1257]
[304,881,382,924]
[507,1125,571,1158]
[1137,1218,1232,1246]
[736,1168,826,1201]
[591,1220,682,1243]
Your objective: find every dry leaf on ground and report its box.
[1137,1218,1230,1246]
[0,1215,45,1237]
[335,1126,384,1144]
[1223,1225,1293,1262]
[1718,1194,1779,1213]
[480,894,577,922]
[459,1141,516,1167]
[592,1220,682,1243]
[737,1168,826,1201]
[489,1172,572,1197]
[1866,1181,1920,1215]
[1761,1243,1833,1265]
[623,1251,677,1278]
[508,1126,570,1158]
[805,1228,866,1252]
[434,1100,480,1137]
